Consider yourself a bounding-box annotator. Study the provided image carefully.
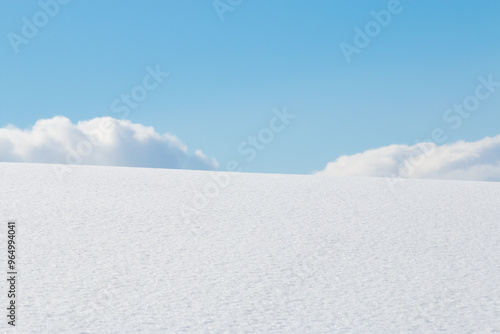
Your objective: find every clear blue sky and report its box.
[1,0,500,174]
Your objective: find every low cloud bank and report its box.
[0,116,218,170]
[318,135,500,182]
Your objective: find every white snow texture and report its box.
[0,162,499,333]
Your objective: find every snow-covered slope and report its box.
[1,162,499,333]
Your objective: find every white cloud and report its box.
[0,116,218,170]
[318,135,500,181]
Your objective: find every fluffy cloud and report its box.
[318,135,500,182]
[0,116,218,170]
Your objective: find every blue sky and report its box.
[1,0,500,176]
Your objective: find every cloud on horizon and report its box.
[318,135,500,182]
[0,116,218,170]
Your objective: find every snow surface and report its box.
[1,162,499,333]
